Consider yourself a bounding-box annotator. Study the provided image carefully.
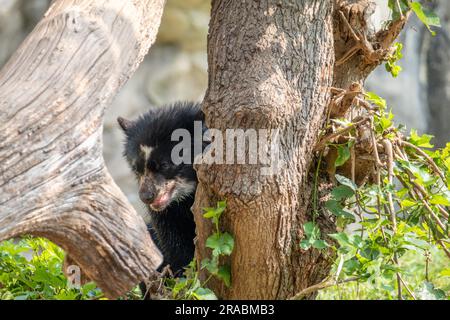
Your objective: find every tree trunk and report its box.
[193,0,406,299]
[193,0,335,300]
[0,0,165,299]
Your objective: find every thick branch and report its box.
[0,0,165,299]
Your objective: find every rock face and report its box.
[0,0,448,219]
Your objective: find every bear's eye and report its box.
[134,160,145,174]
[160,162,170,171]
[148,159,158,171]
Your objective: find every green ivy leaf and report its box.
[397,159,436,187]
[335,174,357,191]
[301,222,328,250]
[335,144,351,167]
[388,0,409,20]
[439,268,450,277]
[201,258,219,274]
[304,221,320,239]
[409,129,434,148]
[365,92,387,109]
[385,43,403,78]
[378,110,395,132]
[400,199,417,208]
[329,232,351,247]
[409,2,441,35]
[203,201,227,226]
[385,62,402,78]
[429,194,450,206]
[206,232,234,257]
[325,200,355,221]
[193,287,218,300]
[171,277,189,297]
[331,185,355,201]
[217,265,231,287]
[300,239,312,250]
[312,240,328,250]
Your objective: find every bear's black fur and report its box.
[118,102,205,289]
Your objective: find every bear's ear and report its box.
[117,117,134,132]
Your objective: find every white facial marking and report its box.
[173,178,197,201]
[140,145,153,162]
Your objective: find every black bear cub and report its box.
[118,102,205,281]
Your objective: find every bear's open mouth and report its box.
[149,183,176,211]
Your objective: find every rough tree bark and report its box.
[0,0,165,299]
[193,0,406,299]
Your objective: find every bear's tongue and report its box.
[152,192,170,207]
[152,190,172,207]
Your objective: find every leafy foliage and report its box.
[384,1,440,77]
[163,201,234,300]
[300,221,329,250]
[308,4,447,298]
[0,203,234,301]
[164,259,217,300]
[308,88,450,299]
[388,0,441,35]
[1,0,448,302]
[385,43,403,78]
[201,201,234,287]
[318,248,449,300]
[409,2,441,35]
[0,237,103,300]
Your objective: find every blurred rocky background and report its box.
[0,0,449,218]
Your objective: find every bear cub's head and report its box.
[118,102,205,212]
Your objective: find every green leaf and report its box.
[429,194,450,206]
[385,43,403,77]
[193,287,218,300]
[201,258,219,274]
[400,199,417,208]
[409,129,434,148]
[377,110,394,132]
[300,239,312,250]
[203,201,227,232]
[301,222,328,250]
[329,232,351,247]
[365,92,387,109]
[335,174,357,191]
[326,200,355,221]
[403,235,430,251]
[217,265,231,287]
[397,159,436,187]
[171,277,188,296]
[343,258,360,275]
[312,240,328,250]
[385,62,402,78]
[331,185,355,201]
[388,0,409,20]
[203,201,226,219]
[303,221,320,239]
[206,232,234,257]
[335,144,351,167]
[409,2,441,35]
